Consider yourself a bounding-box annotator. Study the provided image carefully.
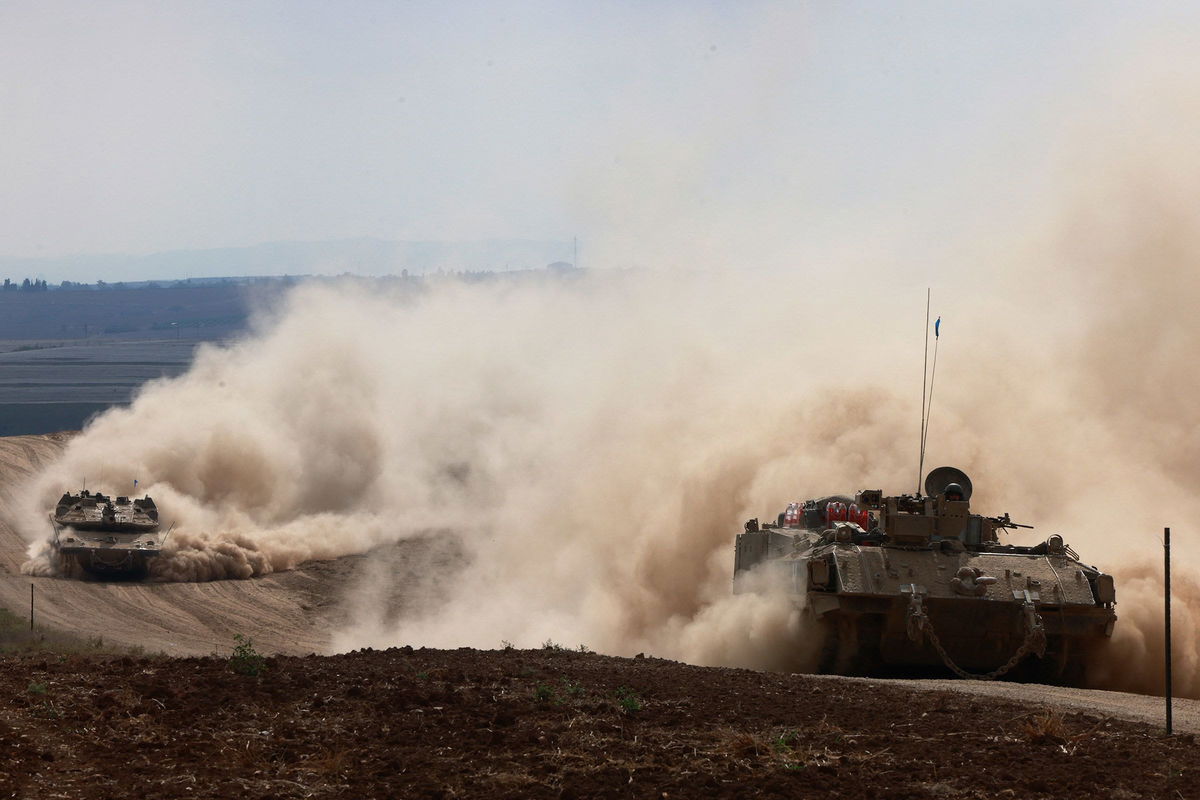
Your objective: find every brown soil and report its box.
[1,646,1193,800]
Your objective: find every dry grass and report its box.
[297,745,354,776]
[713,725,894,775]
[0,604,153,656]
[1020,711,1068,745]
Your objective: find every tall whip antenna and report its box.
[917,289,930,494]
[920,314,942,486]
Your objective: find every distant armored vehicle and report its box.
[51,489,165,578]
[734,467,1117,683]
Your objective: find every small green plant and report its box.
[615,686,642,714]
[772,730,808,770]
[560,678,585,698]
[415,671,431,681]
[229,634,266,677]
[27,681,47,695]
[533,682,557,703]
[773,730,799,752]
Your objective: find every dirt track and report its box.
[0,434,344,656]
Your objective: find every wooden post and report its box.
[1165,527,1173,736]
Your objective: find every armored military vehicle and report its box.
[50,489,165,578]
[734,467,1116,683]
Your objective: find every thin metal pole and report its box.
[918,288,930,494]
[1165,526,1173,735]
[29,583,33,631]
[922,333,940,468]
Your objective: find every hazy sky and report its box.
[2,1,1197,269]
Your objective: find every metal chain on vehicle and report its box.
[904,588,1047,681]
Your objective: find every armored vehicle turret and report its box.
[50,489,165,578]
[734,467,1117,683]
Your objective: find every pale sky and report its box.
[2,1,1197,273]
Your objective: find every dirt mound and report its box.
[0,646,1192,799]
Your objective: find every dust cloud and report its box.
[9,237,1195,692]
[13,71,1200,699]
[15,271,908,671]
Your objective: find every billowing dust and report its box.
[16,273,897,673]
[9,252,1195,694]
[12,88,1200,699]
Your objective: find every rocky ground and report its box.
[0,646,1192,800]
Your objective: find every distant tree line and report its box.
[3,278,166,291]
[2,278,50,291]
[1,266,572,294]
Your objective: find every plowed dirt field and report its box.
[2,647,1196,799]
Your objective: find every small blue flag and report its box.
[934,317,941,338]
[133,479,138,488]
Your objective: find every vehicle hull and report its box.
[57,541,160,578]
[50,491,165,579]
[735,484,1117,684]
[808,593,1112,681]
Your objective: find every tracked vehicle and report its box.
[51,489,165,578]
[734,467,1117,682]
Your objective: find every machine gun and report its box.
[987,512,1034,532]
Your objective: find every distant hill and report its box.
[0,238,574,284]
